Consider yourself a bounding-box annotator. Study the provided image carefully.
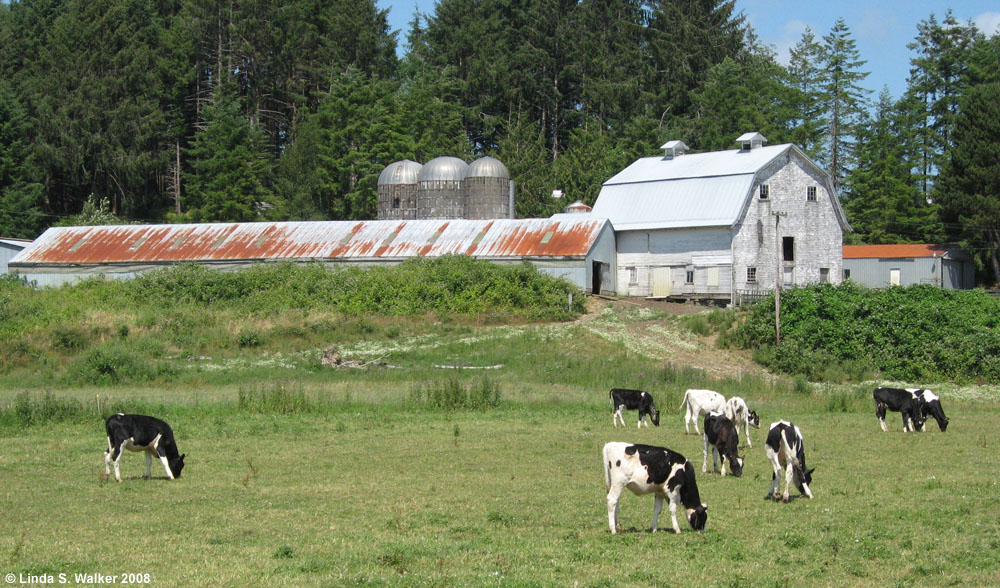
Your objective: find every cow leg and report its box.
[692,411,701,435]
[606,481,625,534]
[144,452,153,479]
[876,403,888,432]
[702,435,709,473]
[650,495,663,532]
[745,422,753,448]
[104,436,113,477]
[782,463,794,502]
[612,407,620,428]
[113,439,128,482]
[902,411,912,433]
[683,408,691,434]
[718,448,727,476]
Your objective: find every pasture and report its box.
[2,382,998,587]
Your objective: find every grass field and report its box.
[2,382,999,587]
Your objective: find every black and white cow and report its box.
[724,396,760,448]
[609,388,660,428]
[603,442,708,534]
[765,421,814,503]
[104,414,185,482]
[873,387,926,433]
[914,389,949,432]
[679,389,726,435]
[702,412,744,477]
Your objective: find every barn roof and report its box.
[843,244,969,260]
[592,143,846,231]
[10,218,610,268]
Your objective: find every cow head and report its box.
[170,454,186,479]
[687,504,708,532]
[748,410,760,428]
[793,467,814,494]
[728,454,744,478]
[650,408,660,427]
[922,401,949,432]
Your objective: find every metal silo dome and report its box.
[466,156,510,180]
[465,156,512,219]
[378,159,422,186]
[417,156,468,182]
[378,160,422,220]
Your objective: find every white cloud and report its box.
[768,20,810,66]
[974,12,1000,36]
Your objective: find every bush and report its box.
[62,343,176,385]
[408,377,502,411]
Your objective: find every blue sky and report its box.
[380,0,1000,100]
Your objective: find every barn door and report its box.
[652,267,672,296]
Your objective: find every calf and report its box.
[610,388,660,428]
[603,442,708,534]
[702,413,744,477]
[724,396,760,448]
[104,414,185,482]
[873,387,926,432]
[765,421,814,502]
[914,389,949,432]
[679,389,726,435]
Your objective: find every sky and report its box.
[380,0,1000,100]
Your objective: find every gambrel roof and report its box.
[591,143,850,232]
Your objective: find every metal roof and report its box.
[377,160,422,186]
[603,144,792,185]
[466,156,509,180]
[11,218,610,268]
[843,244,968,260]
[592,175,755,230]
[418,156,468,182]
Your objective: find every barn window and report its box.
[759,184,770,200]
[820,268,830,284]
[685,270,694,284]
[807,186,817,201]
[782,237,794,261]
[627,267,638,285]
[392,197,400,209]
[844,269,851,280]
[747,267,757,283]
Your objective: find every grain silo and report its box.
[465,156,512,219]
[377,160,422,220]
[417,156,468,219]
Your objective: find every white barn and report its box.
[591,133,850,302]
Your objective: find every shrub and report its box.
[408,377,502,411]
[62,343,176,385]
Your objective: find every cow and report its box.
[679,389,726,435]
[702,413,744,477]
[104,414,185,482]
[609,388,660,428]
[603,442,708,534]
[873,387,926,432]
[724,396,760,448]
[765,421,814,502]
[914,389,949,432]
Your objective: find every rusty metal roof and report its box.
[843,244,966,260]
[11,218,610,267]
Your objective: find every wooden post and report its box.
[774,211,787,345]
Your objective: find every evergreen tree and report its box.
[819,18,870,193]
[785,27,827,161]
[180,84,272,222]
[0,81,45,238]
[935,81,1000,285]
[843,89,941,244]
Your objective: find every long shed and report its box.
[842,244,975,289]
[9,218,617,293]
[590,134,850,302]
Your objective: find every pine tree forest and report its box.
[1,1,999,284]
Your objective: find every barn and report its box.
[8,218,616,293]
[842,244,975,289]
[590,133,850,302]
[1,238,32,275]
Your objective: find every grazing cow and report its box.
[603,442,708,534]
[914,389,949,432]
[609,388,660,428]
[702,413,744,477]
[724,396,760,448]
[765,421,814,502]
[104,414,185,482]
[679,389,726,435]
[873,387,926,432]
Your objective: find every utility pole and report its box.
[774,211,787,345]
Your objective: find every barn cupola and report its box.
[660,140,688,159]
[736,132,767,151]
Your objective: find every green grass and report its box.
[1,386,998,587]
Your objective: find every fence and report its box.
[734,288,773,307]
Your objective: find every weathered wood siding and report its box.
[616,227,732,297]
[732,152,843,293]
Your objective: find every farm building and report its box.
[9,218,617,294]
[1,238,31,275]
[590,133,850,302]
[842,244,975,289]
[377,156,514,221]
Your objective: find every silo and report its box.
[465,156,512,219]
[417,156,468,219]
[377,160,422,220]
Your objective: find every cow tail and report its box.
[679,389,689,412]
[602,445,612,493]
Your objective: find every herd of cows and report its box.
[603,386,949,535]
[99,385,949,536]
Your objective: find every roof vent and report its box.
[660,140,688,159]
[737,132,767,151]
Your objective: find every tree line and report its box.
[0,1,998,284]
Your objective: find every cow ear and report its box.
[701,504,708,510]
[807,468,815,475]
[180,454,186,459]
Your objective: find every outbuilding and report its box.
[0,238,31,275]
[842,244,975,289]
[9,218,617,294]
